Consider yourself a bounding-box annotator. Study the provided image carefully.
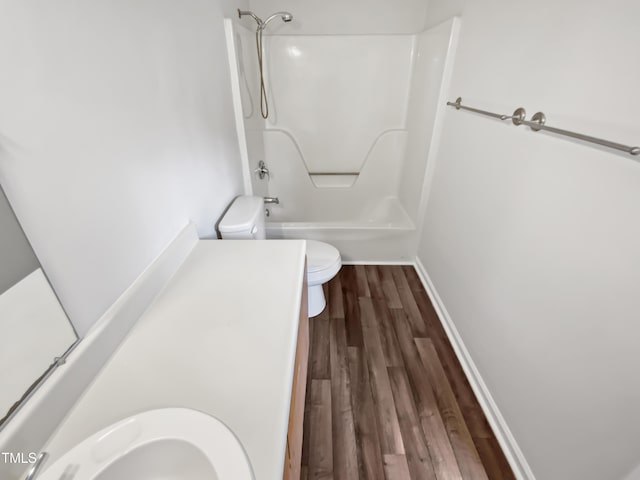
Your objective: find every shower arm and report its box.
[237,9,262,26]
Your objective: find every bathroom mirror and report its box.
[0,185,78,429]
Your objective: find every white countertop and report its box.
[44,239,307,480]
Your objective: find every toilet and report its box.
[218,195,342,317]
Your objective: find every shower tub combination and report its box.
[224,15,460,262]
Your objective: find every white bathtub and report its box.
[266,197,416,263]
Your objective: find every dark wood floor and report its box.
[301,265,515,480]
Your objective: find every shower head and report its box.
[260,11,294,30]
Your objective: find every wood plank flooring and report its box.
[301,266,515,480]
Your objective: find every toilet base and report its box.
[308,284,326,318]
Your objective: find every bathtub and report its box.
[265,197,417,263]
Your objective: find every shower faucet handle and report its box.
[254,160,270,180]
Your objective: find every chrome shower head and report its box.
[260,11,294,29]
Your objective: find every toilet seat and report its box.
[306,240,341,286]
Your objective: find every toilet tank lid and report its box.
[219,196,264,233]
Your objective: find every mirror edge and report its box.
[0,338,82,430]
[0,183,81,431]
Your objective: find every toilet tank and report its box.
[218,196,266,239]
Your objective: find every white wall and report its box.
[625,463,640,480]
[247,0,428,34]
[424,0,464,29]
[0,0,246,336]
[220,0,249,19]
[418,1,640,479]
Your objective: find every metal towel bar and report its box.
[446,97,640,157]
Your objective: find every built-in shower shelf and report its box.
[308,173,359,188]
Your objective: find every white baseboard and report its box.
[342,260,415,266]
[413,257,535,480]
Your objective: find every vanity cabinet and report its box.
[283,270,309,480]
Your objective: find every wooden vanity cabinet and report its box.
[283,269,309,480]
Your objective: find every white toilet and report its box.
[218,195,342,317]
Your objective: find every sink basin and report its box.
[39,408,254,480]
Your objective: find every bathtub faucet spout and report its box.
[264,196,279,205]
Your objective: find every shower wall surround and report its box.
[400,20,460,227]
[264,35,412,175]
[226,17,460,262]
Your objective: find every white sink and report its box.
[38,408,254,480]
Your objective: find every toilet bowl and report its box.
[218,196,342,317]
[306,239,341,317]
